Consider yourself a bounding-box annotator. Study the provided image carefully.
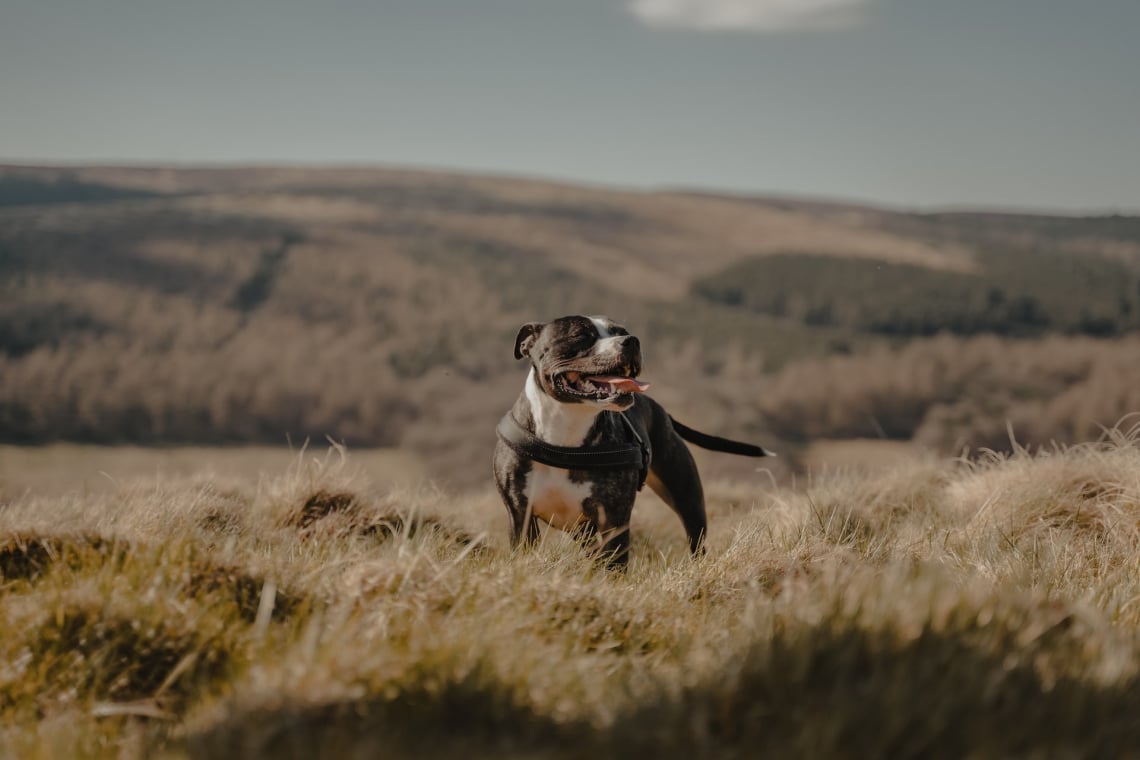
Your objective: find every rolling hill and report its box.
[3,164,1140,484]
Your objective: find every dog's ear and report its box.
[514,322,543,360]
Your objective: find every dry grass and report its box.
[4,429,1140,758]
[0,444,425,500]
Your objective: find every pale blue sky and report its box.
[2,0,1138,211]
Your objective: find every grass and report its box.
[3,427,1140,758]
[0,444,426,500]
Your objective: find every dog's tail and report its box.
[669,417,776,458]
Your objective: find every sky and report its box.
[2,0,1138,212]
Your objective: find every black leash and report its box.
[496,412,650,489]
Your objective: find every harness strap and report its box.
[496,412,650,489]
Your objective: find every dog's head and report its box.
[514,315,649,410]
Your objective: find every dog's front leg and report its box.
[495,443,540,550]
[581,496,632,569]
[595,526,631,570]
[510,504,540,549]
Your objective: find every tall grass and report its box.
[4,428,1140,757]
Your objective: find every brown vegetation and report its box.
[3,164,1140,485]
[753,333,1140,451]
[4,432,1140,756]
[5,164,1140,756]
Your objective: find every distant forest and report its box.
[694,249,1140,339]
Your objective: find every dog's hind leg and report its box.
[646,438,707,555]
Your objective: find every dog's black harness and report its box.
[496,411,651,490]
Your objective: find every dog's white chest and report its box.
[524,464,591,529]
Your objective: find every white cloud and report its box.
[627,0,867,32]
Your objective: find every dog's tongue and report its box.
[593,375,651,393]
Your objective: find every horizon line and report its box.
[2,157,1137,219]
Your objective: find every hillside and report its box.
[3,435,1140,757]
[3,164,1140,483]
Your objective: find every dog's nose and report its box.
[621,336,642,368]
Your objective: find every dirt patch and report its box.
[185,560,302,623]
[0,533,119,582]
[287,489,358,530]
[285,490,484,552]
[4,605,232,713]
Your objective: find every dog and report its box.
[493,315,773,568]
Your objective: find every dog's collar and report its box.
[496,411,650,489]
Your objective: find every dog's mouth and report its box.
[555,369,650,402]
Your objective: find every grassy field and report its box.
[4,164,1140,756]
[4,429,1140,758]
[0,444,425,500]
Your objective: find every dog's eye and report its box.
[572,337,595,352]
[567,326,595,343]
